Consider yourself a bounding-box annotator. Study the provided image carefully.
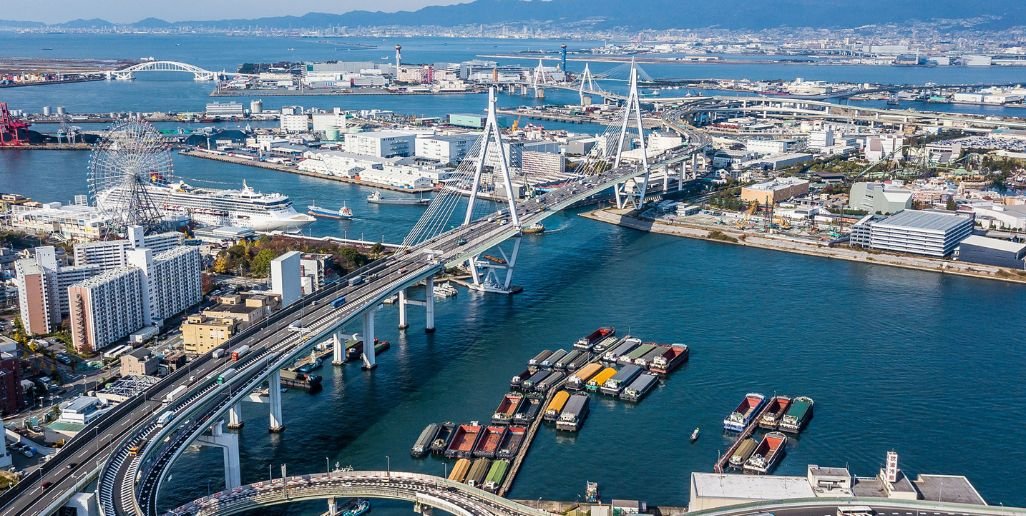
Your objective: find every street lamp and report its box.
[385,455,390,478]
[325,456,330,476]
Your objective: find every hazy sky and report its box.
[6,0,469,24]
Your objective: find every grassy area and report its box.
[210,235,376,278]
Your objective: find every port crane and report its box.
[0,102,30,146]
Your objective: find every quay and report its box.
[178,148,435,194]
[582,208,1026,286]
[497,108,596,125]
[514,499,687,515]
[713,401,777,474]
[211,88,487,97]
[0,143,91,151]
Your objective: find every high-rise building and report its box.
[13,258,55,335]
[271,251,302,307]
[68,267,146,353]
[73,227,182,270]
[0,352,25,416]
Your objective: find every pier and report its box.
[713,401,777,473]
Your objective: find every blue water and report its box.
[2,34,1026,514]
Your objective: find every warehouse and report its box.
[851,210,974,257]
[955,235,1026,269]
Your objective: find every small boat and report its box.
[339,499,370,516]
[367,190,430,206]
[433,282,458,298]
[521,222,545,234]
[690,427,700,442]
[308,202,353,220]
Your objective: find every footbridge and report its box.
[108,61,247,81]
[169,470,549,516]
[0,63,705,516]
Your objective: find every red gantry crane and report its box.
[0,102,30,146]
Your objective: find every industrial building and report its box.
[344,131,417,158]
[448,113,486,129]
[415,134,478,164]
[740,177,810,205]
[850,210,974,257]
[955,235,1026,269]
[849,182,913,214]
[204,102,244,117]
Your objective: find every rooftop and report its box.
[914,474,987,505]
[746,176,810,191]
[876,209,973,233]
[691,472,815,500]
[960,235,1026,253]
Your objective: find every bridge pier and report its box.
[425,277,436,333]
[268,370,284,433]
[327,497,338,516]
[227,402,244,429]
[362,310,377,370]
[197,420,241,490]
[397,289,409,330]
[332,332,345,366]
[414,502,434,515]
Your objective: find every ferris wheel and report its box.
[87,120,174,234]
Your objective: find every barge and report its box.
[540,349,567,369]
[553,349,583,370]
[528,350,552,368]
[586,367,618,393]
[723,393,766,432]
[620,373,659,402]
[430,422,455,455]
[728,438,758,469]
[543,391,571,421]
[448,458,471,482]
[556,393,590,432]
[411,423,440,458]
[466,458,492,488]
[621,343,656,365]
[521,370,551,391]
[533,371,565,393]
[509,368,532,391]
[444,423,483,459]
[743,431,788,474]
[758,395,792,430]
[496,426,527,459]
[278,370,322,391]
[779,396,814,433]
[472,425,508,458]
[600,364,643,396]
[592,335,620,353]
[567,363,602,391]
[649,344,688,374]
[635,346,668,369]
[513,397,542,424]
[483,459,510,493]
[603,337,640,363]
[491,393,524,425]
[575,327,615,351]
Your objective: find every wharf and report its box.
[178,148,435,194]
[287,347,333,373]
[211,88,486,97]
[0,143,91,151]
[515,500,687,515]
[497,108,596,125]
[713,401,777,473]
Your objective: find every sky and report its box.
[4,0,469,24]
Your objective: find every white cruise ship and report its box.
[99,179,315,231]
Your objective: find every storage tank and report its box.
[324,128,340,141]
[250,99,263,114]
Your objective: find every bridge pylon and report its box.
[462,87,523,294]
[579,63,597,106]
[611,59,651,210]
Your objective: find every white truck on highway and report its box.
[163,385,187,404]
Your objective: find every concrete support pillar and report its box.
[332,332,345,366]
[424,277,436,333]
[227,402,243,429]
[397,289,409,330]
[198,420,241,490]
[679,163,685,191]
[362,310,376,370]
[414,503,434,515]
[268,370,284,433]
[327,497,338,516]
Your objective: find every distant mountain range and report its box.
[5,0,1026,31]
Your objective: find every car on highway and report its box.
[41,481,53,490]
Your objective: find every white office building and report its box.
[311,112,346,133]
[345,131,417,158]
[280,114,310,134]
[271,252,302,308]
[415,134,478,164]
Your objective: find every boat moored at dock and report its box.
[411,423,441,458]
[533,371,565,393]
[586,367,618,393]
[600,364,644,396]
[649,344,689,374]
[728,438,759,469]
[367,190,431,206]
[779,396,814,433]
[575,327,615,350]
[448,458,471,482]
[491,393,524,425]
[544,391,571,421]
[540,349,567,369]
[603,337,640,363]
[444,423,483,459]
[723,393,766,432]
[567,363,603,391]
[465,458,492,488]
[430,422,455,455]
[528,350,553,369]
[620,373,659,402]
[553,349,583,370]
[521,369,552,391]
[743,431,788,474]
[758,395,792,430]
[556,394,590,432]
[513,397,542,424]
[483,459,510,493]
[509,368,532,391]
[472,425,508,458]
[621,343,656,365]
[496,426,527,459]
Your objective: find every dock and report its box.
[713,400,778,473]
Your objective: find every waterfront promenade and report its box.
[583,208,1026,285]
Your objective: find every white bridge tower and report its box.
[611,60,651,210]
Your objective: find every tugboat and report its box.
[367,190,431,206]
[690,427,700,443]
[308,202,353,220]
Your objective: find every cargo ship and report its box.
[465,458,492,488]
[586,367,618,393]
[603,338,640,363]
[430,422,455,455]
[528,350,553,369]
[649,344,688,374]
[635,346,668,369]
[533,371,565,393]
[553,349,583,370]
[544,391,571,421]
[483,459,510,493]
[620,373,659,402]
[621,343,656,365]
[521,370,551,391]
[556,393,590,432]
[411,423,440,458]
[758,395,792,430]
[778,396,814,433]
[444,423,483,459]
[567,363,602,391]
[307,202,354,220]
[600,364,643,396]
[491,393,524,425]
[575,327,615,350]
[540,349,567,369]
[728,438,758,469]
[496,426,527,459]
[743,431,788,474]
[723,393,766,432]
[448,458,471,482]
[472,426,508,458]
[513,397,542,425]
[367,190,430,206]
[592,335,620,354]
[509,368,532,391]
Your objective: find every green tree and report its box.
[249,249,277,278]
[945,197,957,211]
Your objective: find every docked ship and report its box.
[758,395,792,430]
[491,393,524,425]
[743,432,788,474]
[307,202,353,220]
[728,437,758,469]
[472,426,508,459]
[100,178,315,231]
[444,423,483,459]
[779,396,815,433]
[723,393,766,432]
[367,190,430,206]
